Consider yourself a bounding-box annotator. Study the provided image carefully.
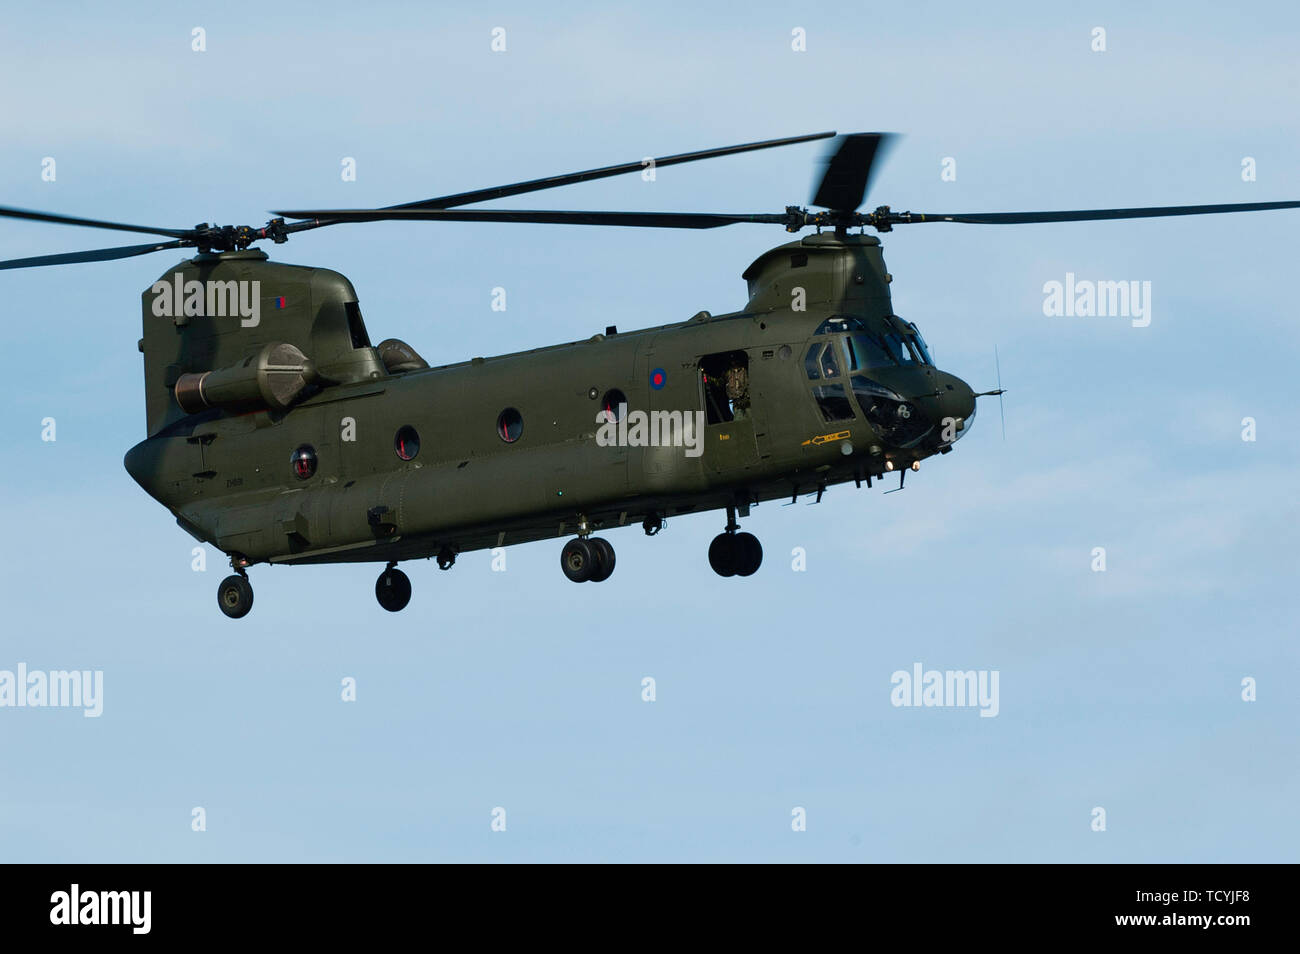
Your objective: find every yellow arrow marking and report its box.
[801,430,851,447]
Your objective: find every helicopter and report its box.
[4,131,1299,619]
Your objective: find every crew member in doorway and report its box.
[725,363,750,421]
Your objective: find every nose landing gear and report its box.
[217,554,254,619]
[375,562,412,612]
[217,573,254,619]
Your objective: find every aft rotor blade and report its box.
[894,200,1300,225]
[272,208,789,229]
[0,239,190,270]
[0,204,191,238]
[810,133,895,212]
[390,132,836,210]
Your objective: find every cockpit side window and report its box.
[819,342,841,378]
[804,343,822,380]
[806,342,842,379]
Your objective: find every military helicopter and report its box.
[5,131,1299,618]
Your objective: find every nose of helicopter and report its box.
[933,371,977,442]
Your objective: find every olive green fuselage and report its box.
[123,232,977,568]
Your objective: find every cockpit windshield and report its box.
[818,315,933,369]
[883,331,923,366]
[845,329,926,369]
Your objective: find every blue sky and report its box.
[0,0,1296,861]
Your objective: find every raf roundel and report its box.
[650,367,667,390]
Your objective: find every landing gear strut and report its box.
[561,536,616,583]
[217,555,254,619]
[708,504,762,578]
[376,562,412,612]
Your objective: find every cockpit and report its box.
[803,314,971,450]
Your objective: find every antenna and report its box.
[995,346,1006,440]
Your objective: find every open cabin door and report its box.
[699,349,760,477]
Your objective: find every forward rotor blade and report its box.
[811,133,895,212]
[391,131,836,210]
[896,200,1300,225]
[0,239,189,270]
[0,205,191,239]
[271,208,788,229]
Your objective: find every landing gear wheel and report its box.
[375,567,412,612]
[709,532,762,577]
[733,531,763,576]
[588,537,616,582]
[708,534,738,577]
[217,574,254,619]
[561,538,597,582]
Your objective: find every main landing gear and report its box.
[708,504,762,578]
[561,536,616,583]
[218,554,254,619]
[375,562,412,612]
[217,573,254,619]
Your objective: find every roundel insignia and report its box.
[650,367,667,390]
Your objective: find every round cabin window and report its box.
[600,389,627,423]
[497,407,523,443]
[291,444,317,480]
[394,425,420,461]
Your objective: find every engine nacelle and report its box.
[174,342,316,414]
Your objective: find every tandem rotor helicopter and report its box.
[4,131,1298,618]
